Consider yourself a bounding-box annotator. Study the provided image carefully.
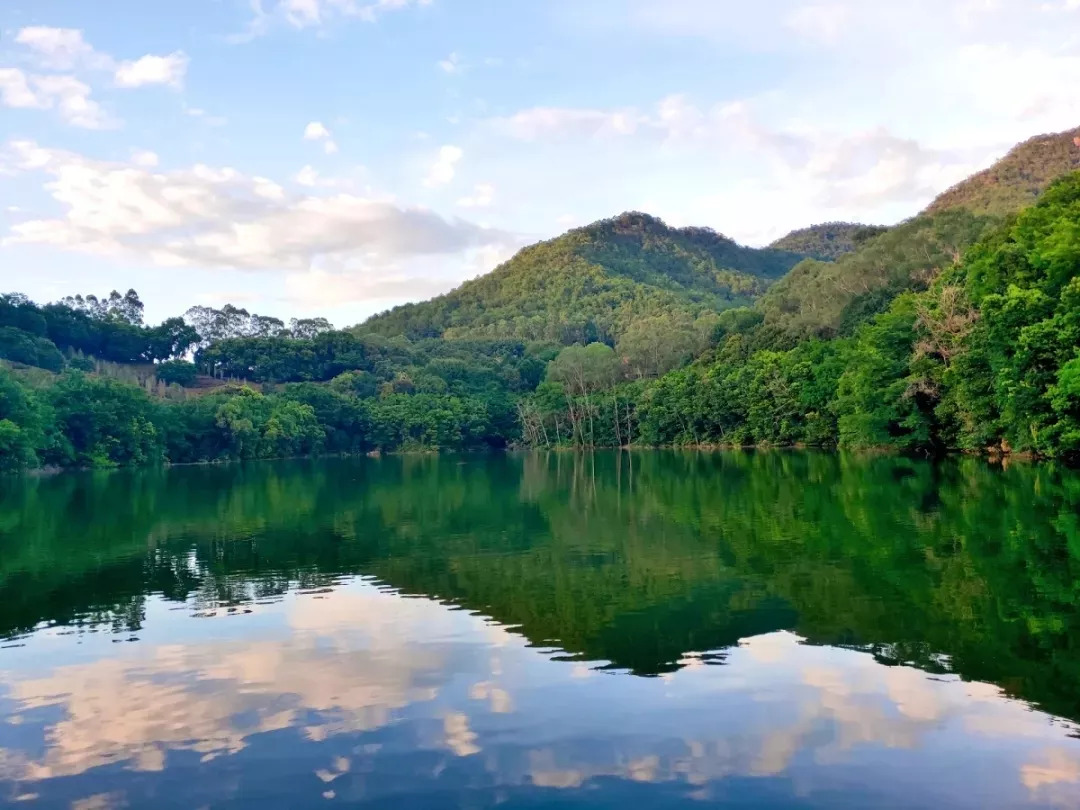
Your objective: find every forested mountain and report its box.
[625,169,1080,459]
[756,208,998,343]
[768,222,886,261]
[2,125,1079,470]
[357,212,805,345]
[927,126,1080,216]
[752,127,1080,345]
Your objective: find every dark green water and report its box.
[1,451,1080,809]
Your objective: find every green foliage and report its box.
[0,326,64,372]
[47,372,164,467]
[757,209,997,344]
[519,171,1080,461]
[769,222,886,261]
[155,359,198,387]
[0,292,198,370]
[927,125,1080,217]
[359,212,804,345]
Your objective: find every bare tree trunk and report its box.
[612,394,622,447]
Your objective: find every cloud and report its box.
[304,121,331,140]
[457,183,495,208]
[438,52,462,74]
[488,107,645,142]
[13,27,111,71]
[14,26,188,89]
[722,105,980,207]
[0,69,113,129]
[235,0,433,39]
[131,150,160,168]
[285,267,464,306]
[304,121,339,154]
[293,164,360,188]
[424,145,463,187]
[114,52,189,89]
[295,165,321,186]
[2,140,513,278]
[946,44,1080,129]
[487,95,985,218]
[784,4,851,43]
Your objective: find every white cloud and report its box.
[946,44,1080,131]
[285,266,460,306]
[784,4,850,44]
[304,121,339,154]
[304,121,332,140]
[13,27,111,71]
[0,68,39,108]
[114,52,189,89]
[2,140,511,278]
[456,183,495,208]
[0,69,113,129]
[296,165,320,186]
[424,145,463,187]
[14,26,188,89]
[489,107,645,141]
[438,52,462,74]
[235,0,433,39]
[131,150,160,168]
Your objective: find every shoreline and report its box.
[5,443,1058,478]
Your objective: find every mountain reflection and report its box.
[1,452,1080,807]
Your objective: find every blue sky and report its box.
[1,0,1078,326]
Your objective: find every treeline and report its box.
[519,172,1080,461]
[0,290,198,370]
[0,288,562,469]
[0,364,528,472]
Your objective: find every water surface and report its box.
[2,451,1079,808]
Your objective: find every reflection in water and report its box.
[1,451,1080,808]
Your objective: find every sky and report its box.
[1,1,1078,326]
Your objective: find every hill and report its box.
[357,212,805,344]
[754,125,1080,344]
[769,222,887,261]
[927,125,1080,216]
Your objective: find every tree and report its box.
[291,317,334,339]
[155,360,198,387]
[547,343,621,445]
[616,313,703,379]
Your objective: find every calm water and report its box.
[1,452,1080,809]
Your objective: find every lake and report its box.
[1,451,1079,808]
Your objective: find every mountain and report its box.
[927,125,1080,216]
[755,125,1080,344]
[358,212,805,345]
[769,222,887,261]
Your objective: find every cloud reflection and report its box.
[0,586,1078,808]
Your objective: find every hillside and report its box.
[927,125,1080,216]
[769,222,887,261]
[357,212,805,344]
[755,125,1080,344]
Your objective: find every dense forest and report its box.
[1,125,1079,470]
[767,222,887,261]
[358,211,805,343]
